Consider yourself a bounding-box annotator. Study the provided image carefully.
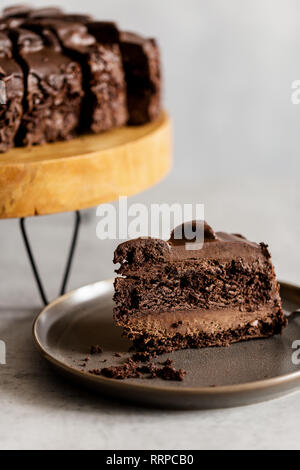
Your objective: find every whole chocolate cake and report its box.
[113,221,287,354]
[0,4,162,152]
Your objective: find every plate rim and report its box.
[32,279,300,396]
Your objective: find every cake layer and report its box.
[0,30,23,152]
[119,305,287,353]
[114,257,279,314]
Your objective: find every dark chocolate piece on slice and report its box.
[0,30,23,152]
[120,31,161,124]
[8,26,83,146]
[113,221,287,354]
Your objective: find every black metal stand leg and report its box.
[20,217,49,306]
[60,211,81,296]
[20,211,81,306]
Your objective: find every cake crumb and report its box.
[156,365,186,381]
[132,351,157,362]
[160,358,174,367]
[89,357,186,382]
[90,345,103,355]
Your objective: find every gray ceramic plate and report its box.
[33,280,300,409]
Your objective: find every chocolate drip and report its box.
[8,24,83,146]
[120,31,161,124]
[85,21,120,44]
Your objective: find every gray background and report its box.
[1,0,300,450]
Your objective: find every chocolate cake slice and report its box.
[120,31,161,125]
[113,221,287,354]
[8,27,83,146]
[0,30,23,152]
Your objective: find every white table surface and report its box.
[1,176,300,450]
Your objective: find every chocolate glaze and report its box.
[114,223,264,270]
[58,14,93,23]
[23,18,127,132]
[0,29,23,152]
[3,5,64,19]
[85,21,120,44]
[27,7,64,19]
[31,20,96,54]
[2,4,32,18]
[9,26,83,146]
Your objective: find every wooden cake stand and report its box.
[0,112,172,304]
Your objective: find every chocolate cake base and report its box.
[123,306,286,354]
